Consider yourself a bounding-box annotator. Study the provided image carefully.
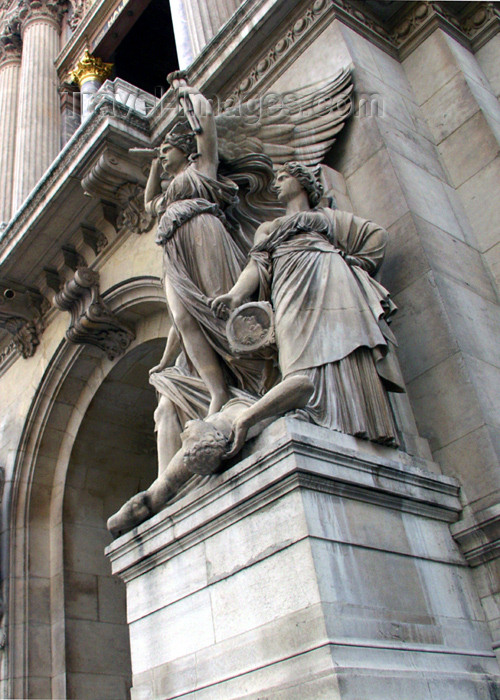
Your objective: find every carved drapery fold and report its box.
[54,267,135,360]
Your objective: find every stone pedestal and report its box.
[106,419,500,699]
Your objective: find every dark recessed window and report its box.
[112,0,179,97]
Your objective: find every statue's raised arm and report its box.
[167,70,218,179]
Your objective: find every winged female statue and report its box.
[135,69,353,475]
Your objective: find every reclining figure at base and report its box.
[107,375,313,538]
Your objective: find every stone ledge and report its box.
[452,503,500,566]
[107,417,461,580]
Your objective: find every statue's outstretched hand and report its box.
[211,293,239,320]
[225,416,249,460]
[149,357,174,375]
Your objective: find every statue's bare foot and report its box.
[207,390,229,416]
[107,492,152,539]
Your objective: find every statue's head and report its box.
[159,130,196,174]
[181,420,228,475]
[275,162,323,208]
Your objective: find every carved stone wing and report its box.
[216,68,353,166]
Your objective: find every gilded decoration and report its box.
[70,48,112,86]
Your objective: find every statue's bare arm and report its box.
[226,375,314,457]
[211,221,275,317]
[144,157,162,209]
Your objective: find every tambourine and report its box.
[226,301,275,355]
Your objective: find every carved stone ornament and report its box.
[0,20,21,64]
[67,0,90,30]
[81,148,152,235]
[54,267,135,360]
[116,182,154,235]
[18,0,67,29]
[0,285,45,358]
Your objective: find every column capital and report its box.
[70,49,113,87]
[18,0,67,33]
[0,22,22,66]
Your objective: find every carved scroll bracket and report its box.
[54,267,135,360]
[81,146,154,236]
[0,283,45,358]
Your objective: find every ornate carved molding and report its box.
[0,20,21,65]
[224,0,341,105]
[79,223,108,256]
[18,0,67,31]
[54,267,135,360]
[115,183,154,236]
[215,0,499,108]
[0,340,16,368]
[67,0,91,31]
[82,147,153,235]
[460,2,500,51]
[392,2,468,58]
[0,283,45,358]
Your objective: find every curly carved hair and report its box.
[182,421,228,476]
[161,130,197,157]
[278,161,324,207]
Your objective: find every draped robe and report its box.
[148,164,276,423]
[250,208,404,444]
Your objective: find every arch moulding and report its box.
[7,276,166,699]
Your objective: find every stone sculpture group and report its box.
[107,71,404,538]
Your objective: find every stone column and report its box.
[169,0,195,70]
[11,0,65,213]
[70,50,112,120]
[0,27,22,224]
[178,0,242,59]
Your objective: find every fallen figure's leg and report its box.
[107,376,313,538]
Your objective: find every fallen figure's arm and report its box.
[107,375,313,538]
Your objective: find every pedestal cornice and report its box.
[107,418,461,581]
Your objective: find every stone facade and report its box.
[0,0,499,698]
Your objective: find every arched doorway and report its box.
[8,277,168,699]
[63,340,160,698]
